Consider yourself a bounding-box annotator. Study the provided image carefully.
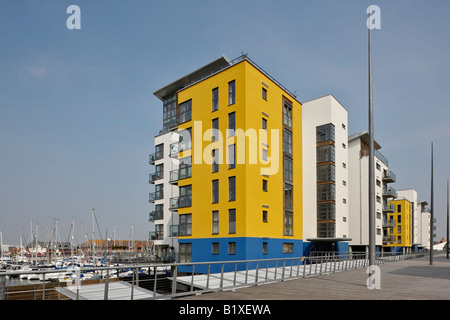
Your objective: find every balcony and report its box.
[169,195,192,210]
[149,210,163,222]
[149,191,163,203]
[383,203,395,213]
[148,171,164,184]
[149,151,164,164]
[383,186,397,198]
[383,170,396,183]
[170,143,179,158]
[169,165,192,185]
[149,231,163,240]
[383,218,396,228]
[383,235,396,245]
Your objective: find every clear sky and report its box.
[0,0,449,245]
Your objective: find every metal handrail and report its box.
[0,251,426,300]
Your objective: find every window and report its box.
[316,144,335,163]
[262,242,268,254]
[317,202,335,221]
[212,179,219,203]
[283,243,293,253]
[229,176,236,201]
[179,214,192,236]
[317,183,335,202]
[342,162,346,168]
[179,243,192,263]
[228,80,235,105]
[228,144,236,169]
[162,96,177,132]
[154,143,164,161]
[284,157,293,181]
[262,148,268,161]
[262,210,268,223]
[212,87,219,111]
[229,209,236,234]
[316,123,335,143]
[262,87,267,100]
[212,242,219,254]
[178,99,192,124]
[179,127,192,152]
[154,204,164,220]
[317,164,335,183]
[317,222,335,238]
[212,149,219,173]
[155,224,164,240]
[342,143,346,149]
[155,184,164,200]
[283,101,292,127]
[284,211,293,236]
[228,242,236,254]
[283,129,292,155]
[228,112,235,137]
[376,179,381,187]
[154,163,164,180]
[212,211,219,234]
[284,184,293,210]
[262,118,267,130]
[397,205,402,213]
[397,215,402,223]
[179,185,192,207]
[212,118,219,142]
[262,179,268,192]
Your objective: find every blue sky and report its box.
[0,0,449,245]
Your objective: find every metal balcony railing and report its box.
[383,186,397,198]
[383,218,396,228]
[149,191,163,202]
[383,170,396,182]
[383,203,395,212]
[149,151,164,164]
[169,166,192,184]
[149,210,163,222]
[148,171,164,184]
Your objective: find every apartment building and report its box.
[302,95,350,254]
[383,198,413,253]
[347,132,396,253]
[417,200,432,249]
[149,55,303,265]
[396,189,419,250]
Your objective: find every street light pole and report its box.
[446,180,449,259]
[368,10,376,267]
[430,143,434,265]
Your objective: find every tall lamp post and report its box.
[430,143,434,265]
[447,180,449,259]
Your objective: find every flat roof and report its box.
[153,55,231,101]
[348,131,381,150]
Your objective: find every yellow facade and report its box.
[385,199,412,248]
[175,59,302,261]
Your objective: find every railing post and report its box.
[42,273,46,300]
[104,269,110,300]
[220,263,225,289]
[190,264,196,293]
[171,265,178,295]
[0,275,5,300]
[153,266,157,298]
[255,261,259,284]
[206,264,211,290]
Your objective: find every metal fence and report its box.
[0,251,426,300]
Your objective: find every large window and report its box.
[179,214,192,236]
[316,123,335,143]
[317,222,335,238]
[228,144,236,169]
[179,243,192,263]
[163,96,177,132]
[179,185,192,208]
[284,212,293,236]
[212,149,219,173]
[284,183,293,210]
[229,209,236,234]
[284,157,293,182]
[228,80,235,105]
[317,183,336,202]
[178,99,192,124]
[317,202,336,221]
[316,164,335,183]
[178,127,192,152]
[316,144,335,164]
[283,129,292,155]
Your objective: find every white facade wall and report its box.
[302,94,349,241]
[347,133,387,249]
[152,130,179,252]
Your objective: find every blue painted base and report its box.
[178,237,303,273]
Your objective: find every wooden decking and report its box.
[177,253,450,300]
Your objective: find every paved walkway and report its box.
[177,253,450,300]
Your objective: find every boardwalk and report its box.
[177,253,450,300]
